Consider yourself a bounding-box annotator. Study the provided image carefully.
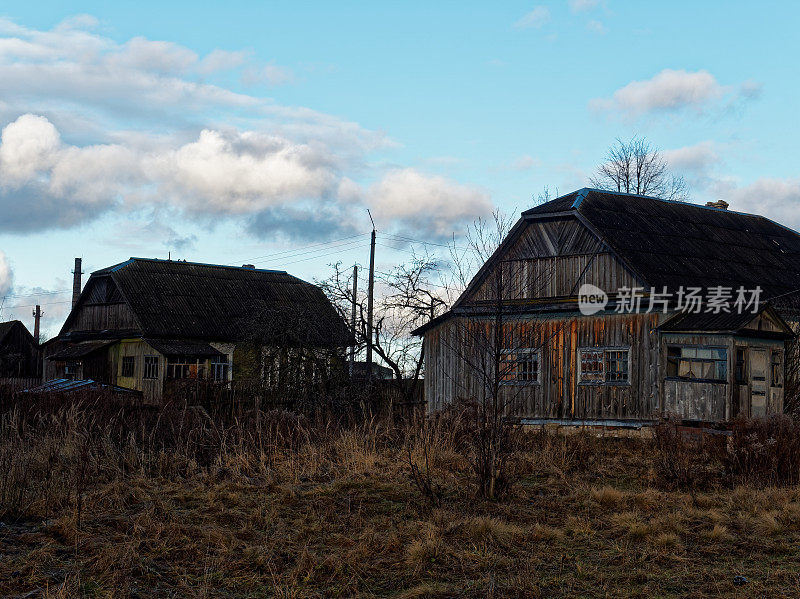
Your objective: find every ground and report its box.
[1,410,800,598]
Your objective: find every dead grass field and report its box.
[1,401,800,598]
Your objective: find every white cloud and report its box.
[241,62,295,86]
[711,177,800,229]
[146,128,338,214]
[663,141,720,173]
[509,154,540,171]
[514,6,551,29]
[569,0,601,12]
[586,20,606,34]
[590,69,756,117]
[367,168,492,238]
[0,251,12,297]
[198,49,249,74]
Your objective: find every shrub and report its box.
[652,420,714,492]
[713,416,800,487]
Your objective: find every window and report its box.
[64,361,80,380]
[143,356,159,380]
[166,356,205,379]
[771,351,783,387]
[211,357,229,382]
[500,349,540,384]
[121,356,135,377]
[666,346,727,382]
[579,349,605,383]
[735,349,746,384]
[578,348,629,384]
[606,350,629,382]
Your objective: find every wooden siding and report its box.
[67,303,138,333]
[462,216,640,304]
[660,333,785,421]
[424,311,661,421]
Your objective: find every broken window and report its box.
[500,348,540,384]
[143,356,159,380]
[666,346,727,382]
[121,356,135,378]
[578,348,629,384]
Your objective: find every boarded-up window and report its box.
[666,346,727,382]
[500,349,540,384]
[143,356,159,380]
[121,356,135,377]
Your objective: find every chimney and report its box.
[72,258,83,308]
[705,200,729,210]
[242,264,255,269]
[32,305,41,344]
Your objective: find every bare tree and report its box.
[318,250,446,405]
[591,136,689,202]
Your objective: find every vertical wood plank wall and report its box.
[424,312,661,421]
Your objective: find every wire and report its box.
[1,289,71,299]
[237,233,369,264]
[253,240,369,267]
[1,299,72,310]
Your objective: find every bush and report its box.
[713,415,800,487]
[652,420,715,491]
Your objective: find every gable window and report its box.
[143,356,159,380]
[579,348,629,384]
[666,346,727,382]
[121,356,135,378]
[500,348,540,384]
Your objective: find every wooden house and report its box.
[43,258,352,403]
[415,189,799,424]
[0,320,40,379]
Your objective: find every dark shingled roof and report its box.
[63,258,351,347]
[524,188,800,299]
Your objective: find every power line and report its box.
[1,289,71,299]
[238,232,369,264]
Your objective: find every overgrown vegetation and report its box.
[2,394,800,597]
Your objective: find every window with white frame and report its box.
[500,348,540,384]
[121,356,135,377]
[579,348,629,384]
[210,356,229,382]
[143,356,159,380]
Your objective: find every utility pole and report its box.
[366,211,376,380]
[349,264,357,379]
[32,305,42,344]
[71,258,83,309]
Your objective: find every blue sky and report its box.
[1,1,799,336]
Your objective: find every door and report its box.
[749,348,767,417]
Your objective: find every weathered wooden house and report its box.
[0,320,40,379]
[415,188,800,424]
[43,258,352,403]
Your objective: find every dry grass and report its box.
[1,398,800,597]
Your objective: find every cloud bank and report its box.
[0,17,492,241]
